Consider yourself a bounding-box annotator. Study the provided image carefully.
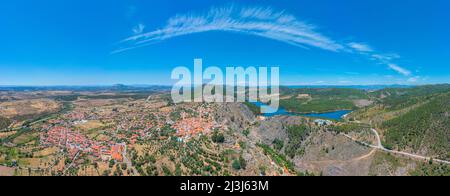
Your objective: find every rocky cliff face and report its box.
[212,102,423,176]
[214,103,256,132]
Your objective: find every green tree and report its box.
[109,159,115,168]
[232,159,241,170]
[211,131,225,143]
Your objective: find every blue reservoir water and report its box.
[302,110,353,120]
[252,102,352,120]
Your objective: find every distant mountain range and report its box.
[0,84,422,91]
[285,84,415,91]
[0,84,172,92]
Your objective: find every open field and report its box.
[0,99,61,119]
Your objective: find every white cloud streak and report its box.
[116,5,344,53]
[348,42,373,52]
[115,5,415,80]
[388,63,411,76]
[371,53,401,63]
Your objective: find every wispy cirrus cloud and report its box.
[388,63,411,76]
[115,5,344,53]
[371,53,401,62]
[115,4,416,80]
[348,42,373,53]
[371,53,413,77]
[346,43,412,77]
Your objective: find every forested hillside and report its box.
[279,88,369,113]
[381,92,450,159]
[370,84,450,110]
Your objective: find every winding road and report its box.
[344,128,450,165]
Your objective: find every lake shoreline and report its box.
[284,109,354,115]
[251,102,352,120]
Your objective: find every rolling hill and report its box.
[350,84,450,159]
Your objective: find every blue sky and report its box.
[0,0,449,86]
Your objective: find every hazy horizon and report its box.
[1,83,449,88]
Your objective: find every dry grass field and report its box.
[75,120,105,131]
[0,99,60,118]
